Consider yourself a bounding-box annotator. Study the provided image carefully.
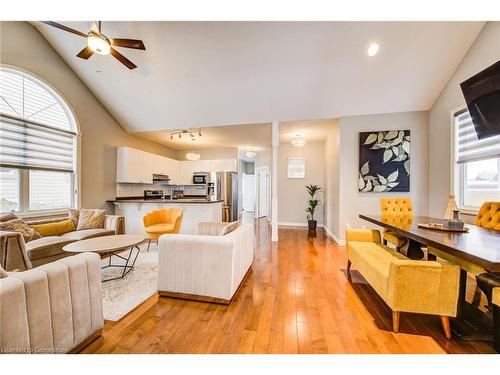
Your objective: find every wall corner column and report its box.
[271,121,279,242]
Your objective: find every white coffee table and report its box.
[63,234,146,282]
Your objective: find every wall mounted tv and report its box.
[460,60,500,140]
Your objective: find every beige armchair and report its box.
[0,252,103,353]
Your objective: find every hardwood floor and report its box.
[81,219,496,354]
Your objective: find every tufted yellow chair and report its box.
[380,198,413,251]
[143,208,183,251]
[475,202,500,231]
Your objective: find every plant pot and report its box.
[308,220,317,230]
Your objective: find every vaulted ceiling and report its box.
[34,21,484,133]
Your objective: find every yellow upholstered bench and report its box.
[346,229,460,338]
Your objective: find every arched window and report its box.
[0,66,78,214]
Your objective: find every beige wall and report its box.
[0,21,177,211]
[429,22,499,217]
[323,119,341,238]
[278,141,325,225]
[337,111,429,243]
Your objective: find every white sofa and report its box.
[0,253,103,354]
[157,222,254,304]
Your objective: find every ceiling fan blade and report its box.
[76,46,94,60]
[90,22,99,35]
[110,47,137,70]
[109,38,146,50]
[41,21,87,38]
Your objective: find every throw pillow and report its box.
[219,221,240,236]
[68,208,80,226]
[0,218,41,242]
[0,265,8,279]
[31,219,76,237]
[77,208,106,231]
[0,212,18,223]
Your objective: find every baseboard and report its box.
[322,225,345,246]
[278,221,324,228]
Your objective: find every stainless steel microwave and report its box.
[192,173,208,184]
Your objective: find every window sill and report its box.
[458,207,478,216]
[15,209,70,221]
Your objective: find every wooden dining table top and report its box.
[359,215,500,272]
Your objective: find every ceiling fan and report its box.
[41,21,146,70]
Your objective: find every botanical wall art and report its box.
[358,130,410,192]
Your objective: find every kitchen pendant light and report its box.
[246,149,257,158]
[186,137,200,160]
[291,135,305,147]
[185,152,201,161]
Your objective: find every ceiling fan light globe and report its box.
[88,34,111,55]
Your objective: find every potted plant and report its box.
[306,184,321,230]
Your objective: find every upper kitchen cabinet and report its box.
[178,160,211,184]
[151,154,180,184]
[116,147,153,184]
[210,159,238,172]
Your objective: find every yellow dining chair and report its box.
[143,208,183,251]
[380,197,413,252]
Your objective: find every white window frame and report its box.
[449,105,500,215]
[0,64,81,218]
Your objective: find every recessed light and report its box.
[367,42,380,57]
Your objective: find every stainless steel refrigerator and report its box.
[211,172,238,222]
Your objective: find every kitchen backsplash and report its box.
[116,183,207,197]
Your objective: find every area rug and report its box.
[101,243,158,321]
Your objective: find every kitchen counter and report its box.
[111,199,223,235]
[108,199,222,204]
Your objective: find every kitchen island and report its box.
[110,199,223,235]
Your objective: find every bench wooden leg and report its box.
[392,311,400,333]
[440,316,451,339]
[347,260,352,281]
[494,305,500,353]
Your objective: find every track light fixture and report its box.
[169,128,203,141]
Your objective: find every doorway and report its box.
[255,166,269,218]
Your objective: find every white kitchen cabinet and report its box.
[164,157,180,185]
[151,154,180,184]
[116,147,153,184]
[210,159,238,172]
[178,160,211,185]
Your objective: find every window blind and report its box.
[0,116,75,172]
[455,110,500,164]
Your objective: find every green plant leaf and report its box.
[363,133,378,145]
[404,160,410,175]
[359,176,365,190]
[385,130,398,140]
[373,185,386,192]
[360,162,369,176]
[402,141,410,154]
[383,149,393,163]
[377,174,387,185]
[387,170,399,183]
[377,132,384,143]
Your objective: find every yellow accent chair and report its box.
[380,197,413,251]
[346,228,460,339]
[475,201,500,230]
[143,208,183,251]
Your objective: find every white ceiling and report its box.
[34,21,484,133]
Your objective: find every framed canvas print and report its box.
[358,130,410,192]
[288,158,305,179]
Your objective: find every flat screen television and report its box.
[460,60,500,140]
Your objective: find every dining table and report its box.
[359,214,500,341]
